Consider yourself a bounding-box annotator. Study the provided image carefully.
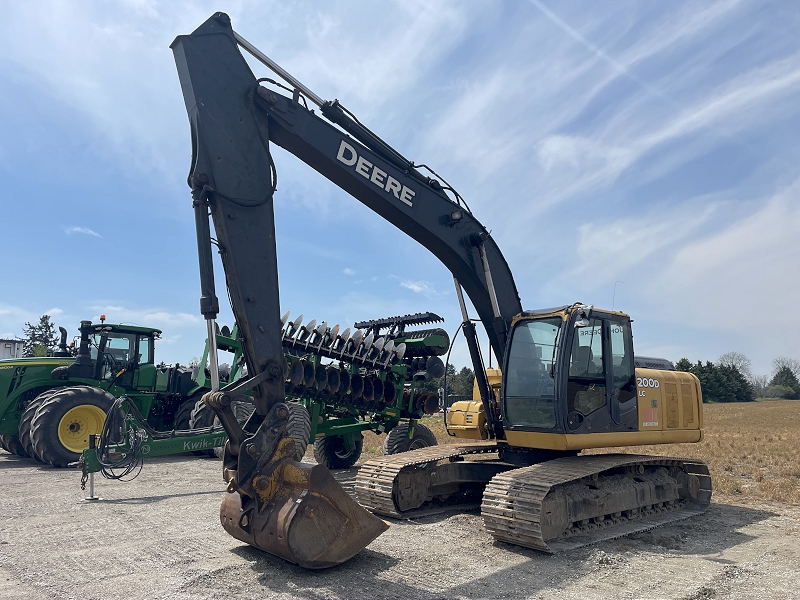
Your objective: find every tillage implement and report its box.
[79,312,448,484]
[171,13,711,569]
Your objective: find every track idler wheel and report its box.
[218,402,387,568]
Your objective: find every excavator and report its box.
[171,13,711,569]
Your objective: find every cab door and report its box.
[564,314,637,433]
[133,335,157,391]
[605,317,637,427]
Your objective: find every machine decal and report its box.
[336,140,416,207]
[637,377,660,388]
[642,408,659,427]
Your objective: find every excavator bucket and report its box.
[211,400,388,570]
[220,457,388,569]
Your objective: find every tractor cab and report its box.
[52,320,162,391]
[85,323,161,389]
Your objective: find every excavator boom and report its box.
[172,14,387,568]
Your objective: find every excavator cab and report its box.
[448,303,703,451]
[503,304,640,436]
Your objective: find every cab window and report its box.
[568,319,606,416]
[105,333,135,363]
[503,317,560,429]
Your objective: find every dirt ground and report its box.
[1,450,799,600]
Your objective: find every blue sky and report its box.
[1,0,798,378]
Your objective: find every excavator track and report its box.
[482,454,711,552]
[355,443,500,517]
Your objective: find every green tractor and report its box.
[0,319,212,467]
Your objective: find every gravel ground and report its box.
[1,450,799,600]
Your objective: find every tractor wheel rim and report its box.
[57,405,107,453]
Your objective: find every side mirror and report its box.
[573,304,593,328]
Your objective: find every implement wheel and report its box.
[30,386,115,467]
[382,422,437,455]
[314,433,363,469]
[174,395,203,431]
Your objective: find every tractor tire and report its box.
[382,422,438,455]
[188,398,219,457]
[30,386,115,468]
[20,389,63,462]
[193,400,309,461]
[188,398,222,457]
[0,434,26,457]
[313,433,363,469]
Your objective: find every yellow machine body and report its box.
[446,307,704,451]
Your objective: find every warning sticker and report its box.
[642,407,659,427]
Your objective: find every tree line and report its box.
[416,363,476,400]
[676,352,800,402]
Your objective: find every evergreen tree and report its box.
[768,366,800,399]
[22,315,59,357]
[675,359,753,403]
[452,366,476,397]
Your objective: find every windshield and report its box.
[503,317,561,429]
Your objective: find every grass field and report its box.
[589,400,800,505]
[361,400,800,505]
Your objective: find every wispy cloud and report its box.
[566,201,719,291]
[532,54,800,207]
[90,305,199,328]
[64,225,101,238]
[343,268,356,275]
[400,279,440,298]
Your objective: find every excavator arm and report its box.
[172,13,522,359]
[171,12,523,568]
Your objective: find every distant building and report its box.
[0,339,24,359]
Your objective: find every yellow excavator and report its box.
[171,13,710,568]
